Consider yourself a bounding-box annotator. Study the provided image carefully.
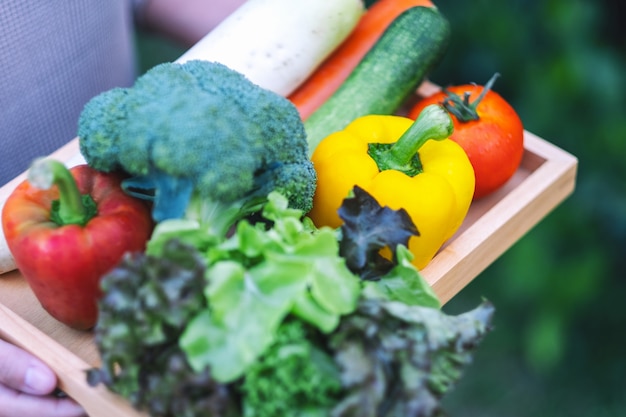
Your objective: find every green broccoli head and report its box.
[77,87,129,172]
[179,60,313,167]
[78,60,316,229]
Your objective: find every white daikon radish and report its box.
[176,0,365,96]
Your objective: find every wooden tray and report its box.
[0,83,578,416]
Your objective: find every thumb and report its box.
[0,338,57,395]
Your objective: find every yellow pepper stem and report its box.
[370,104,454,176]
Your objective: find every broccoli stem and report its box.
[122,172,194,223]
[28,159,97,227]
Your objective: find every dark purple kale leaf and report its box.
[338,186,419,281]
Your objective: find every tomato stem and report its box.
[368,104,453,176]
[28,159,97,227]
[442,72,500,122]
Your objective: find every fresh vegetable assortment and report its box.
[303,5,452,153]
[309,105,475,269]
[288,0,435,120]
[87,191,494,417]
[0,0,535,414]
[1,159,153,329]
[409,73,525,199]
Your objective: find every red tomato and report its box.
[408,74,524,199]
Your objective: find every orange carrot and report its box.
[288,0,435,120]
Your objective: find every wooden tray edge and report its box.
[0,303,147,417]
[423,131,578,303]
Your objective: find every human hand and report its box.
[0,338,87,417]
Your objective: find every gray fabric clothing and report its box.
[0,1,137,185]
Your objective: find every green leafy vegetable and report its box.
[180,259,310,382]
[329,299,495,417]
[88,190,493,417]
[87,239,236,417]
[240,318,343,417]
[181,192,361,382]
[361,245,440,309]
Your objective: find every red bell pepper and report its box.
[2,159,153,330]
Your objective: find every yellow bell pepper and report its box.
[309,104,475,269]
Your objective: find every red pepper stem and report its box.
[381,104,454,170]
[28,159,90,226]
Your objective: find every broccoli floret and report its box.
[77,87,129,172]
[179,60,310,165]
[78,60,316,235]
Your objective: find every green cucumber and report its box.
[304,6,451,154]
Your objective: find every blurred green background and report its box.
[133,0,625,415]
[430,1,626,416]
